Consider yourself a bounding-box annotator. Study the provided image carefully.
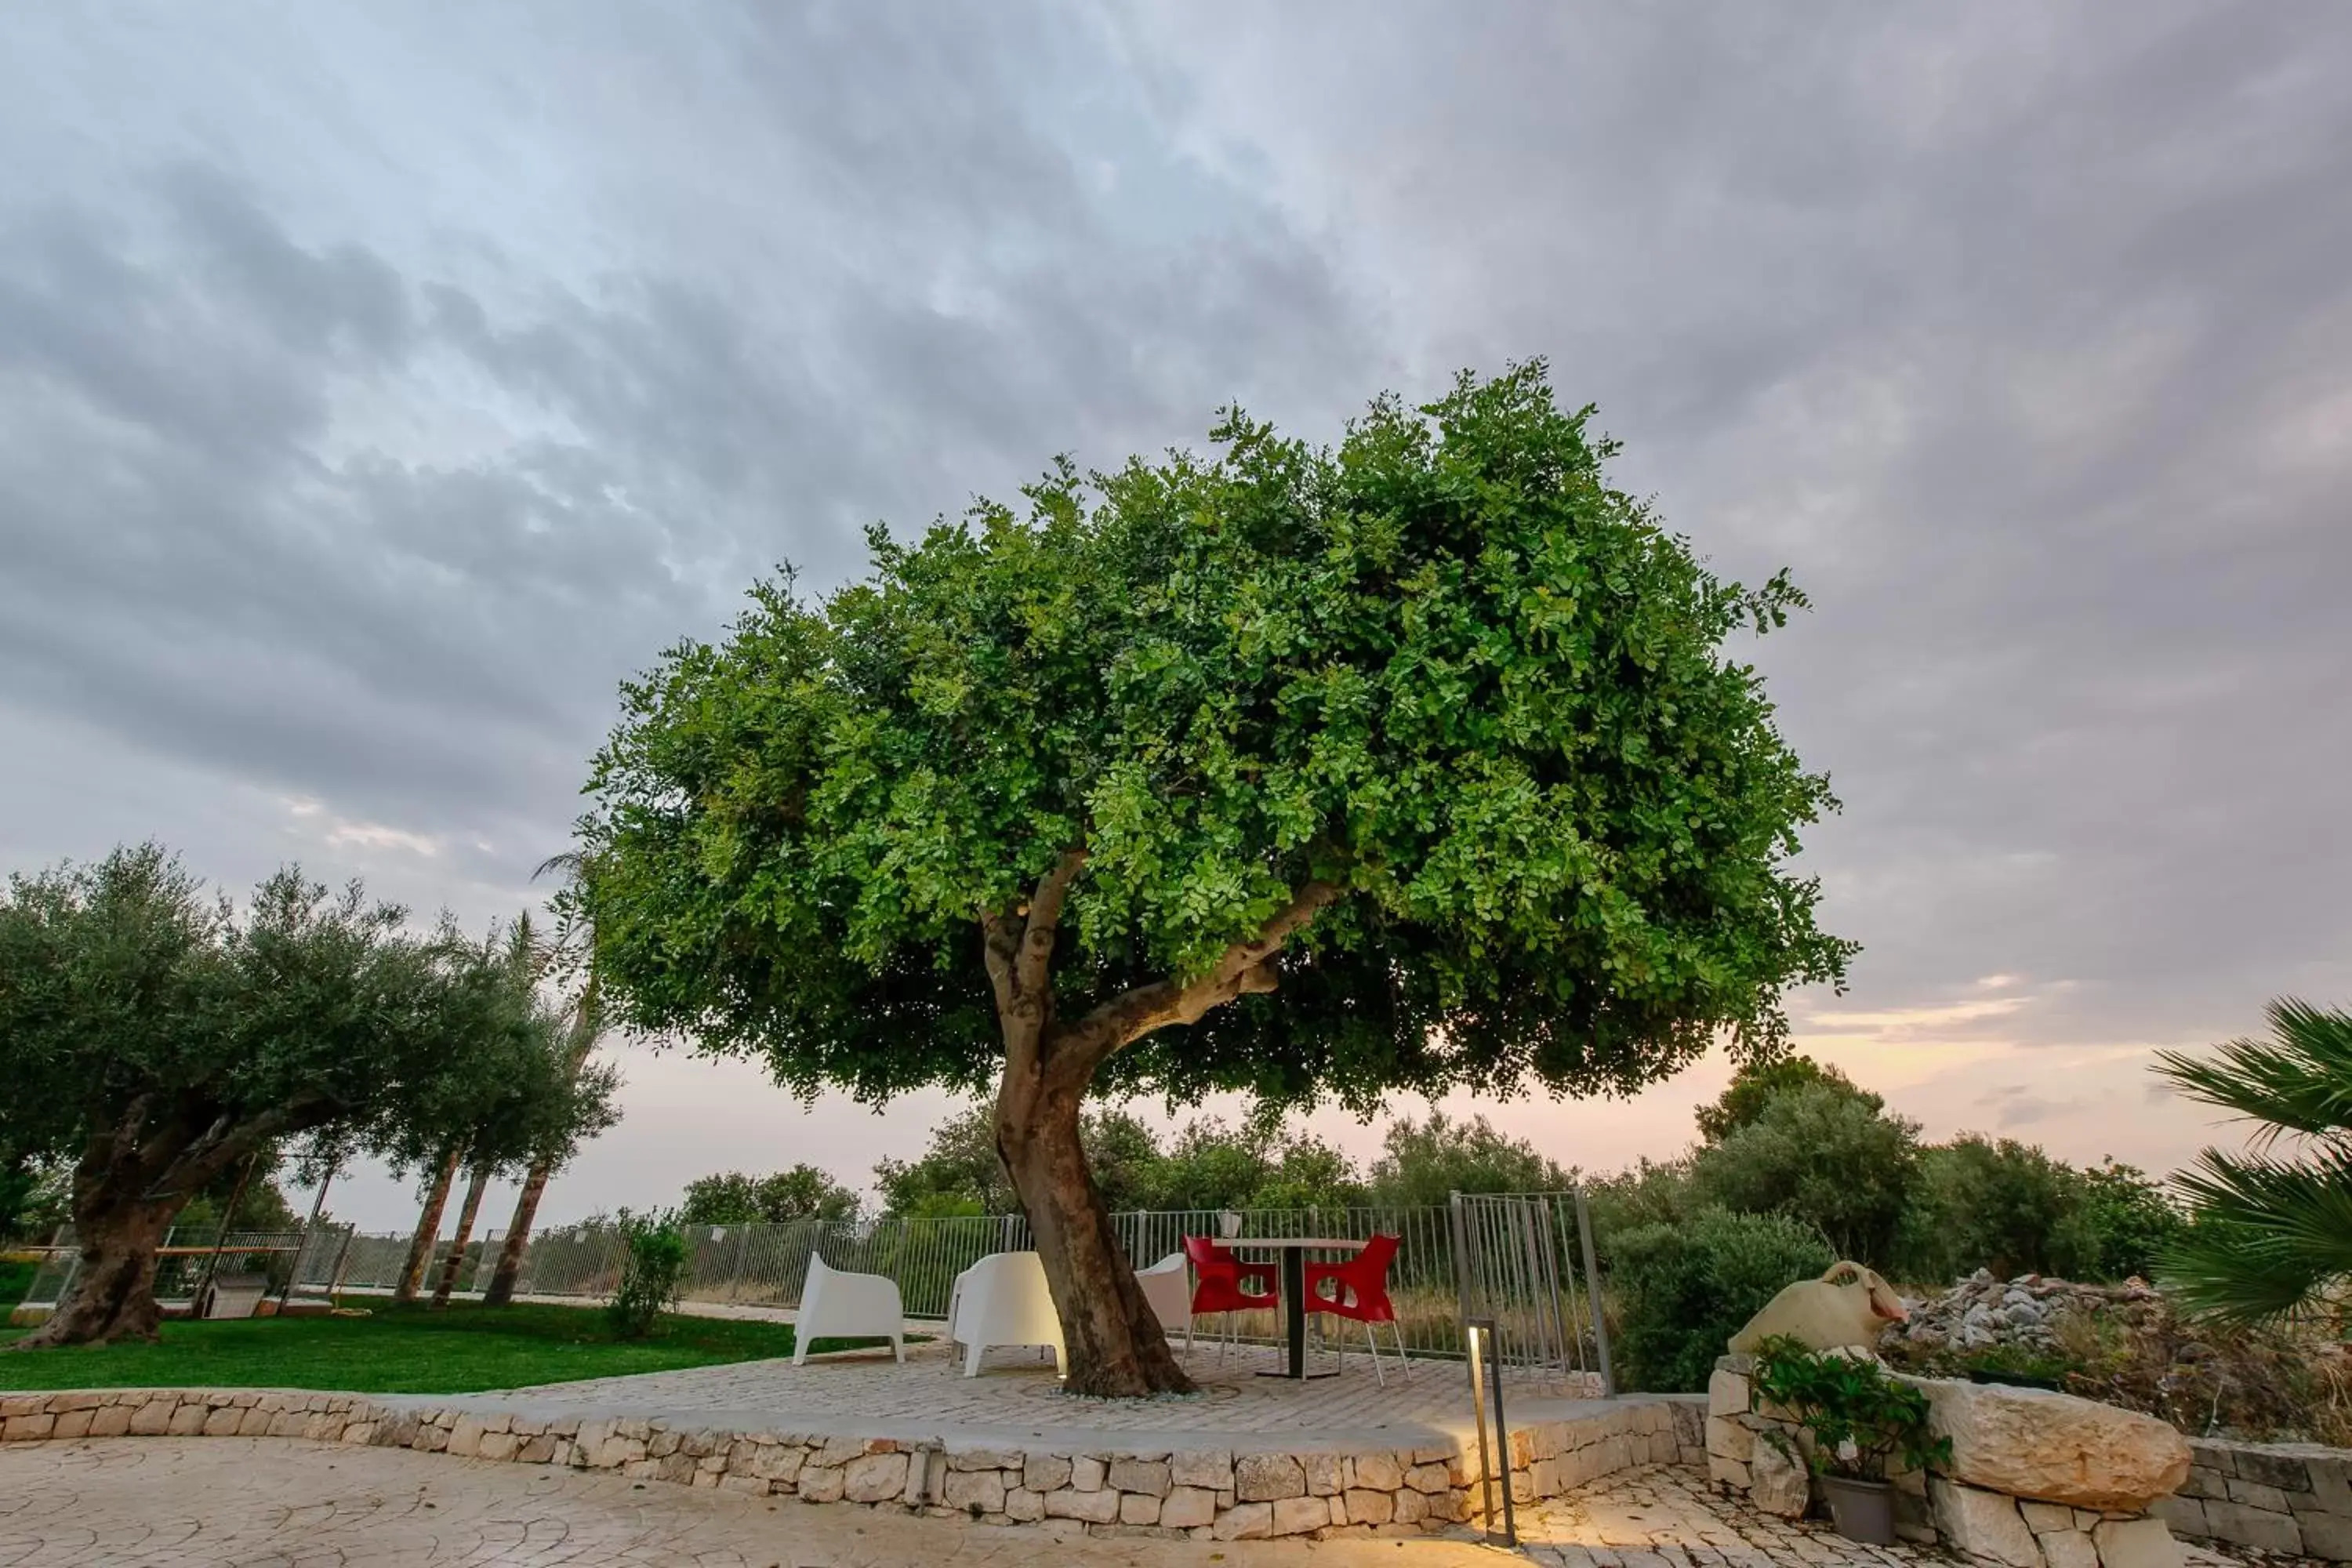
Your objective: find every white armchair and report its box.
[790,1252,905,1366]
[1134,1252,1192,1352]
[946,1251,1065,1378]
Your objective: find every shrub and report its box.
[1697,1055,1878,1144]
[1749,1334,1949,1480]
[1897,1135,2084,1282]
[1364,1112,1569,1206]
[608,1208,689,1339]
[1691,1083,1921,1266]
[1610,1206,1835,1392]
[1582,1156,1698,1247]
[2061,1159,2183,1281]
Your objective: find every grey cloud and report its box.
[0,12,1374,914]
[1131,0,2352,1050]
[0,1,2343,1220]
[1976,1085,2084,1131]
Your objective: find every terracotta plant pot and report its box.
[1819,1474,1896,1544]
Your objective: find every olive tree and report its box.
[0,845,549,1347]
[575,365,1853,1395]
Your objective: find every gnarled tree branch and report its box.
[1016,848,1088,997]
[1055,878,1345,1075]
[982,846,1091,1077]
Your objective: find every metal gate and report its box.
[1449,1189,1613,1392]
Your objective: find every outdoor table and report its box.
[1224,1236,1368,1380]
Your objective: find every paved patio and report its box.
[453,1331,1595,1453]
[1,1442,2257,1568]
[0,1437,1502,1566]
[1513,1465,2249,1568]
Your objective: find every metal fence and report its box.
[19,1229,314,1311]
[20,1192,1610,1385]
[1451,1189,1613,1391]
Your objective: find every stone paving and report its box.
[1516,1463,1933,1567]
[0,1440,2264,1568]
[0,1437,1504,1566]
[465,1333,1592,1451]
[1515,1464,2250,1568]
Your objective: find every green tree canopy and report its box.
[1363,1111,1570,1207]
[361,918,621,1189]
[0,845,560,1347]
[575,364,1853,1393]
[681,1165,861,1225]
[1690,1081,1922,1266]
[2065,1159,2182,1282]
[1696,1053,1878,1143]
[1899,1135,2084,1282]
[1144,1119,1366,1213]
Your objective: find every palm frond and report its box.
[533,851,585,885]
[2154,997,2352,1148]
[2158,1145,2352,1322]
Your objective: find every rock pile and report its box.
[1879,1269,2162,1358]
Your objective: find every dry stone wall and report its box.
[0,1385,1700,1541]
[2155,1438,2352,1562]
[1705,1356,2188,1568]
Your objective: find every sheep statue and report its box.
[1727,1260,1909,1354]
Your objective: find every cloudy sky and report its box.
[4,2,2346,1231]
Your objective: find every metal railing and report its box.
[18,1192,1612,1387]
[19,1228,314,1312]
[1450,1190,1613,1392]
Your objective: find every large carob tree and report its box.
[575,365,1853,1395]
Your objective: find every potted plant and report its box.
[1749,1335,1951,1544]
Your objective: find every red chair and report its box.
[1183,1235,1278,1362]
[1302,1233,1410,1384]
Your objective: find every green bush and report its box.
[2065,1159,2183,1282]
[1691,1083,1921,1266]
[1898,1135,2083,1282]
[679,1166,859,1225]
[1610,1206,1834,1392]
[607,1209,689,1340]
[0,1255,35,1309]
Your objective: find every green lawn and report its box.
[0,1300,894,1394]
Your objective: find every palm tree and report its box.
[2155,998,2352,1324]
[481,854,605,1307]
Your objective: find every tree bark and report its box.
[395,1145,463,1304]
[484,973,600,1308]
[11,1096,305,1350]
[995,1053,1191,1397]
[430,1159,492,1308]
[484,1156,550,1307]
[978,854,1342,1397]
[10,1196,175,1348]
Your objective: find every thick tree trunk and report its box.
[483,1155,551,1307]
[978,854,1338,1398]
[995,1058,1192,1398]
[430,1160,492,1308]
[9,1197,176,1348]
[395,1145,463,1304]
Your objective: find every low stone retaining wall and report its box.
[0,1385,1700,1541]
[1705,1356,2190,1568]
[2155,1438,2352,1562]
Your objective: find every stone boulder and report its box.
[1750,1435,1810,1519]
[1920,1378,2191,1511]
